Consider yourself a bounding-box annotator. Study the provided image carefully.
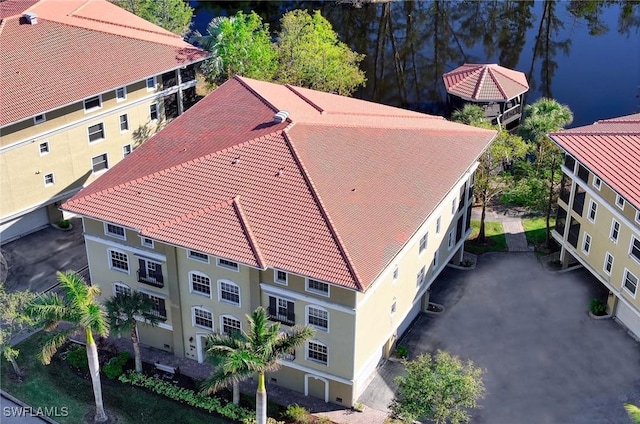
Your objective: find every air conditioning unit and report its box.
[24,12,38,25]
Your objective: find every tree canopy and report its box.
[112,0,193,36]
[0,282,35,379]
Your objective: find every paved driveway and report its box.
[359,253,640,424]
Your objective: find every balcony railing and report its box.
[137,269,164,288]
[502,104,521,123]
[268,307,295,326]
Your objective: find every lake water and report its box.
[191,1,639,128]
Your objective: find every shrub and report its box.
[103,351,130,379]
[395,345,408,359]
[285,403,310,423]
[57,219,70,229]
[243,418,284,424]
[589,298,607,316]
[66,346,88,369]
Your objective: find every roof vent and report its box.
[24,12,38,25]
[273,110,289,123]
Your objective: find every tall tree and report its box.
[112,0,193,36]
[519,98,573,246]
[105,291,159,373]
[27,271,110,423]
[390,350,485,424]
[0,282,35,379]
[201,307,314,424]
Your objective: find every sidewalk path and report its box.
[470,205,530,252]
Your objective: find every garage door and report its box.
[0,208,49,244]
[615,299,640,339]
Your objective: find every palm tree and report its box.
[105,291,159,373]
[27,271,109,423]
[451,104,489,127]
[202,307,314,424]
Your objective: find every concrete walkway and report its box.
[471,205,531,252]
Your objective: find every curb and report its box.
[0,390,59,424]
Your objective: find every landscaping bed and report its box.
[465,220,507,254]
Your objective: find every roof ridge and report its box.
[489,66,528,90]
[282,130,364,290]
[284,84,326,114]
[471,66,486,99]
[68,0,90,16]
[555,131,640,136]
[445,66,477,90]
[143,199,235,233]
[232,196,266,269]
[323,111,442,120]
[69,13,178,38]
[234,76,280,113]
[295,121,493,133]
[487,67,508,99]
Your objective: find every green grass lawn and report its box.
[522,216,556,245]
[465,220,507,254]
[1,332,231,424]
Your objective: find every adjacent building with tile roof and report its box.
[549,113,640,338]
[0,0,207,243]
[63,76,496,406]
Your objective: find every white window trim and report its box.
[452,197,457,214]
[38,141,50,156]
[189,271,212,299]
[447,229,455,250]
[622,268,638,298]
[629,237,640,266]
[392,265,399,282]
[123,144,132,158]
[115,86,127,102]
[149,103,159,121]
[216,258,239,271]
[104,222,126,240]
[616,194,625,210]
[43,172,55,187]
[219,314,242,335]
[192,306,215,331]
[274,269,288,285]
[587,200,597,223]
[83,94,103,113]
[188,250,210,263]
[610,219,620,244]
[33,113,46,124]
[592,177,602,190]
[433,250,439,269]
[436,216,442,234]
[306,340,328,366]
[418,233,428,255]
[582,232,592,255]
[603,252,614,276]
[112,282,132,297]
[636,210,640,225]
[305,305,329,332]
[108,248,130,274]
[218,279,241,307]
[119,114,129,134]
[140,236,154,248]
[91,152,109,174]
[87,122,106,144]
[391,297,397,315]
[305,278,330,297]
[146,76,157,91]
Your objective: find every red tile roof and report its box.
[0,0,207,127]
[64,77,496,291]
[549,113,640,210]
[443,63,529,102]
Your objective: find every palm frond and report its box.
[26,293,68,327]
[200,365,254,395]
[274,325,315,356]
[39,328,73,365]
[81,303,109,337]
[57,270,90,308]
[625,404,640,424]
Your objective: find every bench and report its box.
[154,362,178,375]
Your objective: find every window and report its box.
[190,272,211,297]
[221,316,241,335]
[419,233,428,254]
[145,294,166,319]
[307,306,328,330]
[610,220,620,243]
[39,141,50,155]
[448,230,455,250]
[636,210,640,225]
[217,258,239,271]
[146,76,156,90]
[307,279,329,296]
[33,113,46,124]
[391,298,397,314]
[92,153,109,173]
[416,265,425,286]
[623,270,638,296]
[587,200,597,223]
[84,95,102,112]
[593,177,602,190]
[393,266,398,281]
[268,296,295,326]
[88,123,105,143]
[113,282,132,297]
[109,250,129,272]
[219,280,240,305]
[616,194,625,210]
[307,341,327,364]
[603,252,614,275]
[436,216,442,233]
[149,103,158,121]
[432,251,439,269]
[116,87,127,102]
[137,259,163,287]
[582,233,592,255]
[188,250,209,263]
[275,270,288,285]
[123,144,132,157]
[105,223,125,239]
[193,307,213,330]
[452,197,457,214]
[564,154,576,171]
[140,237,154,248]
[631,237,640,263]
[43,173,54,186]
[119,114,129,132]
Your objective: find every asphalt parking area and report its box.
[359,252,640,424]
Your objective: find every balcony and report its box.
[572,191,586,216]
[180,65,196,83]
[268,307,295,326]
[501,104,521,124]
[161,71,178,89]
[567,219,581,249]
[137,268,164,288]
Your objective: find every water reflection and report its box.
[191,0,639,126]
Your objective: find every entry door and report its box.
[196,333,208,363]
[305,375,328,402]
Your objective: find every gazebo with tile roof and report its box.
[443,63,529,130]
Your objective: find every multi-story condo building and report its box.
[62,76,496,406]
[550,113,640,339]
[0,0,207,243]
